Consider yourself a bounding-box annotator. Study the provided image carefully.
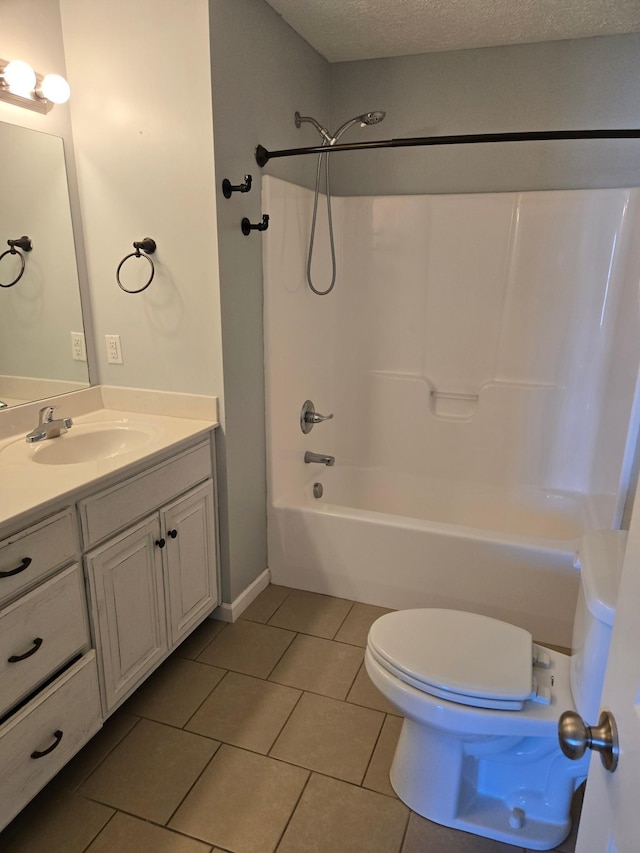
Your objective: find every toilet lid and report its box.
[368,609,534,711]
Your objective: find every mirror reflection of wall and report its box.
[0,120,89,407]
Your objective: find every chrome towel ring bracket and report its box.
[0,236,32,288]
[116,238,157,294]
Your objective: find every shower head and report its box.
[331,110,386,143]
[360,111,386,126]
[295,109,386,146]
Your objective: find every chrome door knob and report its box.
[558,710,619,772]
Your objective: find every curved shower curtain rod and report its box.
[255,128,640,167]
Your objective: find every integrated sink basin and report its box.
[1,421,158,466]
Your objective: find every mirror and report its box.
[0,120,89,407]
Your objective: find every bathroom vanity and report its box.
[0,390,220,830]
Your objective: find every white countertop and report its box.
[0,388,219,532]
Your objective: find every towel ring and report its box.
[116,238,157,293]
[0,236,32,288]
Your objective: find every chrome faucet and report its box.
[26,406,73,443]
[304,451,335,466]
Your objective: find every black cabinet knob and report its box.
[168,529,178,539]
[155,538,166,549]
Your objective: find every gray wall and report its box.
[209,0,328,600]
[328,34,640,195]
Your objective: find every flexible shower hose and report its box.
[306,148,336,296]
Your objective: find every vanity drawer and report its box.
[0,564,89,718]
[79,440,212,546]
[0,509,78,607]
[0,651,101,831]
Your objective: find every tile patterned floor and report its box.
[0,585,582,853]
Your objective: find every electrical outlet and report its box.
[71,331,87,362]
[105,334,123,364]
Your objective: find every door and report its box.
[162,481,218,646]
[86,516,168,712]
[575,498,640,852]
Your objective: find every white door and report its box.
[162,481,218,646]
[86,516,168,712]
[576,498,640,852]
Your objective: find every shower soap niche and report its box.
[429,388,479,420]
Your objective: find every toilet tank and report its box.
[570,530,627,723]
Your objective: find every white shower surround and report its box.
[262,176,640,646]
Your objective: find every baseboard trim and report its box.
[212,568,270,623]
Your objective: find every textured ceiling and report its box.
[263,0,640,62]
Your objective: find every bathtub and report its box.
[267,467,588,648]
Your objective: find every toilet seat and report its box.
[368,609,539,711]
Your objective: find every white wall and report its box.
[328,34,640,196]
[60,0,223,401]
[263,177,640,524]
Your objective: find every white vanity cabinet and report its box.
[0,427,219,831]
[0,510,101,831]
[81,440,218,714]
[162,480,217,645]
[85,516,168,713]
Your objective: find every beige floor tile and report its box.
[270,691,384,783]
[176,617,226,660]
[79,718,219,824]
[86,812,211,853]
[170,744,309,853]
[363,714,403,797]
[0,787,114,853]
[347,662,400,714]
[240,584,291,623]
[186,671,301,753]
[277,773,408,853]
[123,655,226,727]
[196,619,295,678]
[268,588,353,638]
[402,812,522,852]
[334,601,393,646]
[55,710,140,791]
[269,633,363,699]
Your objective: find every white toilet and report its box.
[365,531,626,850]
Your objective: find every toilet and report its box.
[365,531,626,850]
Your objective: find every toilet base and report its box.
[390,717,581,851]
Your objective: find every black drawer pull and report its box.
[155,538,166,549]
[0,557,32,578]
[31,730,63,759]
[168,529,178,539]
[8,637,43,663]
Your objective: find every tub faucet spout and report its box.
[304,451,335,466]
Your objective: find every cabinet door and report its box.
[86,517,168,713]
[163,481,218,646]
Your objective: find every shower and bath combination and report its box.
[295,109,385,295]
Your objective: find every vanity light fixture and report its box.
[0,58,70,114]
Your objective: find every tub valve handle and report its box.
[300,400,334,434]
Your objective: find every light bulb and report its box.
[3,60,36,95]
[40,74,70,104]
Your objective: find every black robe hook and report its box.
[223,175,252,198]
[241,214,269,235]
